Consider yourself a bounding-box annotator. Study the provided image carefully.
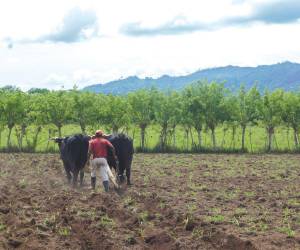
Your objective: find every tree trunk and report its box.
[189,127,195,148]
[57,125,62,137]
[241,125,246,151]
[46,129,51,151]
[185,128,189,150]
[32,126,42,151]
[231,126,236,149]
[196,129,202,148]
[7,126,13,148]
[173,127,176,148]
[211,127,216,149]
[267,127,274,152]
[15,127,21,149]
[286,128,290,150]
[80,122,86,134]
[160,125,167,151]
[140,124,146,151]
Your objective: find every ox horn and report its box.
[49,137,64,142]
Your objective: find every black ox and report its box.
[54,133,134,187]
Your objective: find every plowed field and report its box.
[0,153,299,249]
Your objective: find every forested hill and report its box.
[82,61,300,94]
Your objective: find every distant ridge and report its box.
[82,61,300,94]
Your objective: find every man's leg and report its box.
[90,159,97,189]
[100,162,109,192]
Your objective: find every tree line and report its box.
[0,81,299,153]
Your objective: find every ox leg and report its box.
[80,170,84,187]
[126,157,133,186]
[72,170,79,188]
[63,163,72,184]
[118,167,125,184]
[126,167,131,185]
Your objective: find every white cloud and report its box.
[0,0,299,90]
[4,7,99,48]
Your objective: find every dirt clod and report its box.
[8,238,23,247]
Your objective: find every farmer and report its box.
[88,130,118,192]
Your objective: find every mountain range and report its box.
[82,61,300,94]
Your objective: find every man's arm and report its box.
[105,140,118,161]
[109,144,117,160]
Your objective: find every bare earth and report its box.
[0,153,299,249]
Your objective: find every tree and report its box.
[14,92,31,150]
[154,91,181,151]
[128,89,155,151]
[182,85,205,148]
[43,91,72,137]
[281,91,300,148]
[25,93,48,150]
[1,90,25,147]
[0,90,5,147]
[259,89,284,151]
[195,81,227,149]
[103,95,131,134]
[236,85,261,151]
[70,91,98,134]
[27,88,50,94]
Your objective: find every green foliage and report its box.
[42,91,73,136]
[260,89,284,151]
[1,82,300,153]
[102,95,132,133]
[128,89,156,149]
[70,90,98,134]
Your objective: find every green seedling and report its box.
[19,178,27,189]
[138,211,150,223]
[97,214,115,229]
[244,191,255,198]
[192,227,204,238]
[58,227,71,237]
[278,224,295,238]
[0,223,6,231]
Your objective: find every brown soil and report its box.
[0,153,299,249]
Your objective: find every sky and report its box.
[0,0,300,90]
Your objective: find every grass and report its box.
[18,178,28,189]
[192,227,204,238]
[206,214,226,224]
[97,214,115,229]
[0,223,6,231]
[278,225,295,238]
[58,227,71,237]
[123,196,135,207]
[0,123,299,153]
[138,211,150,223]
[44,215,57,227]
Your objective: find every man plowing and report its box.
[88,130,119,192]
